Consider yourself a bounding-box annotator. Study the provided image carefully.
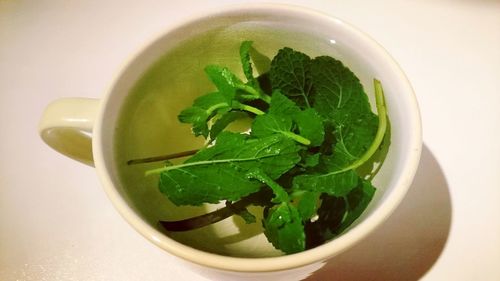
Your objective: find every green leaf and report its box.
[249,45,271,75]
[263,203,305,254]
[321,79,387,174]
[209,111,249,140]
[205,65,243,99]
[178,106,210,137]
[246,168,289,203]
[311,56,372,124]
[240,40,257,86]
[270,47,313,107]
[205,63,270,104]
[335,179,376,233]
[159,164,260,205]
[304,194,346,249]
[268,91,300,116]
[251,92,311,145]
[303,180,376,249]
[187,132,301,180]
[296,191,319,221]
[293,108,325,146]
[177,91,231,137]
[303,153,320,168]
[152,132,301,205]
[311,56,378,168]
[193,91,232,108]
[292,170,358,196]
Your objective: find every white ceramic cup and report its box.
[39,4,421,280]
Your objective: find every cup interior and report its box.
[94,4,421,271]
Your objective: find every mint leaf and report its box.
[320,79,387,173]
[178,92,231,137]
[251,113,291,138]
[187,132,301,180]
[304,194,346,248]
[178,106,210,137]
[292,170,359,196]
[251,92,311,145]
[205,65,243,99]
[159,165,259,206]
[205,64,265,103]
[249,45,271,75]
[304,180,376,248]
[209,111,248,140]
[240,40,257,86]
[311,56,378,168]
[263,203,305,254]
[180,64,268,138]
[293,108,324,146]
[192,90,232,108]
[246,168,289,203]
[296,191,319,221]
[302,153,320,168]
[152,132,300,205]
[270,48,313,107]
[336,179,376,233]
[268,91,300,116]
[311,56,372,124]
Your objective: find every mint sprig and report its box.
[138,41,388,255]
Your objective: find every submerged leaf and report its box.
[336,179,376,233]
[263,203,305,254]
[297,191,319,221]
[304,179,376,249]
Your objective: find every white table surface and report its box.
[1,0,499,280]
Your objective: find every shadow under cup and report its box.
[94,6,421,272]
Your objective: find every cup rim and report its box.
[93,3,422,273]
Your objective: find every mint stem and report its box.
[206,102,229,115]
[160,203,242,232]
[127,149,199,165]
[282,131,311,146]
[237,104,265,115]
[261,93,272,103]
[160,190,271,232]
[145,153,280,176]
[236,84,271,104]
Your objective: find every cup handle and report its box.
[39,98,100,166]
